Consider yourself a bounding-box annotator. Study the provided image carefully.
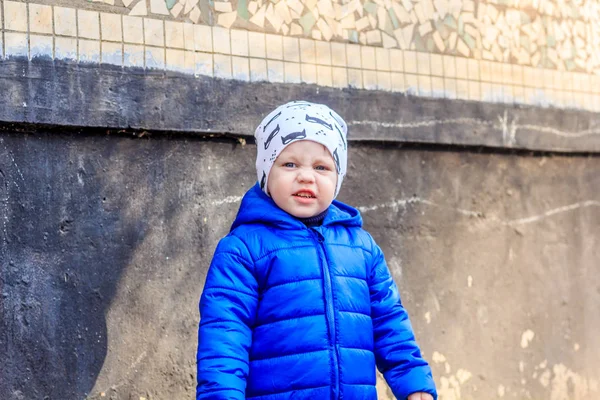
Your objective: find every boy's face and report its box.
[267,140,337,219]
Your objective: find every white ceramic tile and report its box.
[455,57,468,80]
[403,51,417,74]
[183,51,195,74]
[331,42,346,67]
[267,60,285,82]
[468,80,480,101]
[54,7,77,37]
[375,47,390,71]
[123,16,144,44]
[145,46,165,69]
[195,52,213,76]
[101,13,123,42]
[491,83,504,103]
[456,79,469,100]
[346,44,361,69]
[418,74,432,96]
[443,55,456,78]
[430,76,445,97]
[166,48,186,71]
[503,84,514,103]
[332,67,348,88]
[102,41,123,66]
[391,72,405,92]
[361,46,376,70]
[299,38,316,64]
[213,26,231,54]
[266,33,283,60]
[144,18,165,47]
[248,31,266,58]
[363,70,377,90]
[79,39,101,64]
[444,78,457,99]
[390,49,403,72]
[480,60,492,82]
[232,56,250,81]
[301,63,317,84]
[315,41,331,65]
[5,32,29,58]
[55,37,78,60]
[30,34,53,59]
[4,1,28,32]
[430,53,443,76]
[284,62,301,83]
[347,68,363,89]
[165,21,185,48]
[231,29,249,56]
[123,44,145,68]
[317,65,332,86]
[214,53,232,78]
[78,10,100,40]
[29,4,53,34]
[377,71,391,91]
[194,25,213,52]
[481,82,493,102]
[250,58,268,82]
[417,52,431,75]
[405,73,418,95]
[182,23,195,51]
[282,37,300,62]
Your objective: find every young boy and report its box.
[197,101,437,400]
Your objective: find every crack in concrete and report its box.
[358,198,600,228]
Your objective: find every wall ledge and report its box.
[1,57,599,153]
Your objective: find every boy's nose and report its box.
[297,168,315,183]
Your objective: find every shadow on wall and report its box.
[0,130,255,399]
[0,132,148,399]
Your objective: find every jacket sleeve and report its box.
[368,238,437,400]
[196,235,258,400]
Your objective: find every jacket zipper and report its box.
[311,228,340,400]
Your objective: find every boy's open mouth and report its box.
[293,190,316,198]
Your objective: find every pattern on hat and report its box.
[254,100,348,198]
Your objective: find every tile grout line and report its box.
[26,1,30,60]
[51,5,55,60]
[141,16,146,69]
[98,11,102,65]
[120,14,124,67]
[1,0,4,59]
[75,9,79,64]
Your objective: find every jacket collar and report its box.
[230,183,362,232]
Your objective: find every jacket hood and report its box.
[230,183,362,232]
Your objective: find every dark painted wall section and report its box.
[1,131,599,399]
[1,58,600,153]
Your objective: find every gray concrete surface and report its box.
[2,58,600,153]
[0,131,599,400]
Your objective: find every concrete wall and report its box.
[1,130,598,399]
[2,0,600,398]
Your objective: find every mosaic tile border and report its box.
[5,0,600,78]
[1,0,600,113]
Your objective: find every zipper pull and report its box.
[311,228,324,242]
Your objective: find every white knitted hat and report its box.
[254,100,348,198]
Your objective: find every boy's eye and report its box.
[315,165,328,171]
[283,162,296,168]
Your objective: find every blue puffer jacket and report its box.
[197,183,437,400]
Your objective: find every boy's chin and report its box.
[288,207,328,219]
